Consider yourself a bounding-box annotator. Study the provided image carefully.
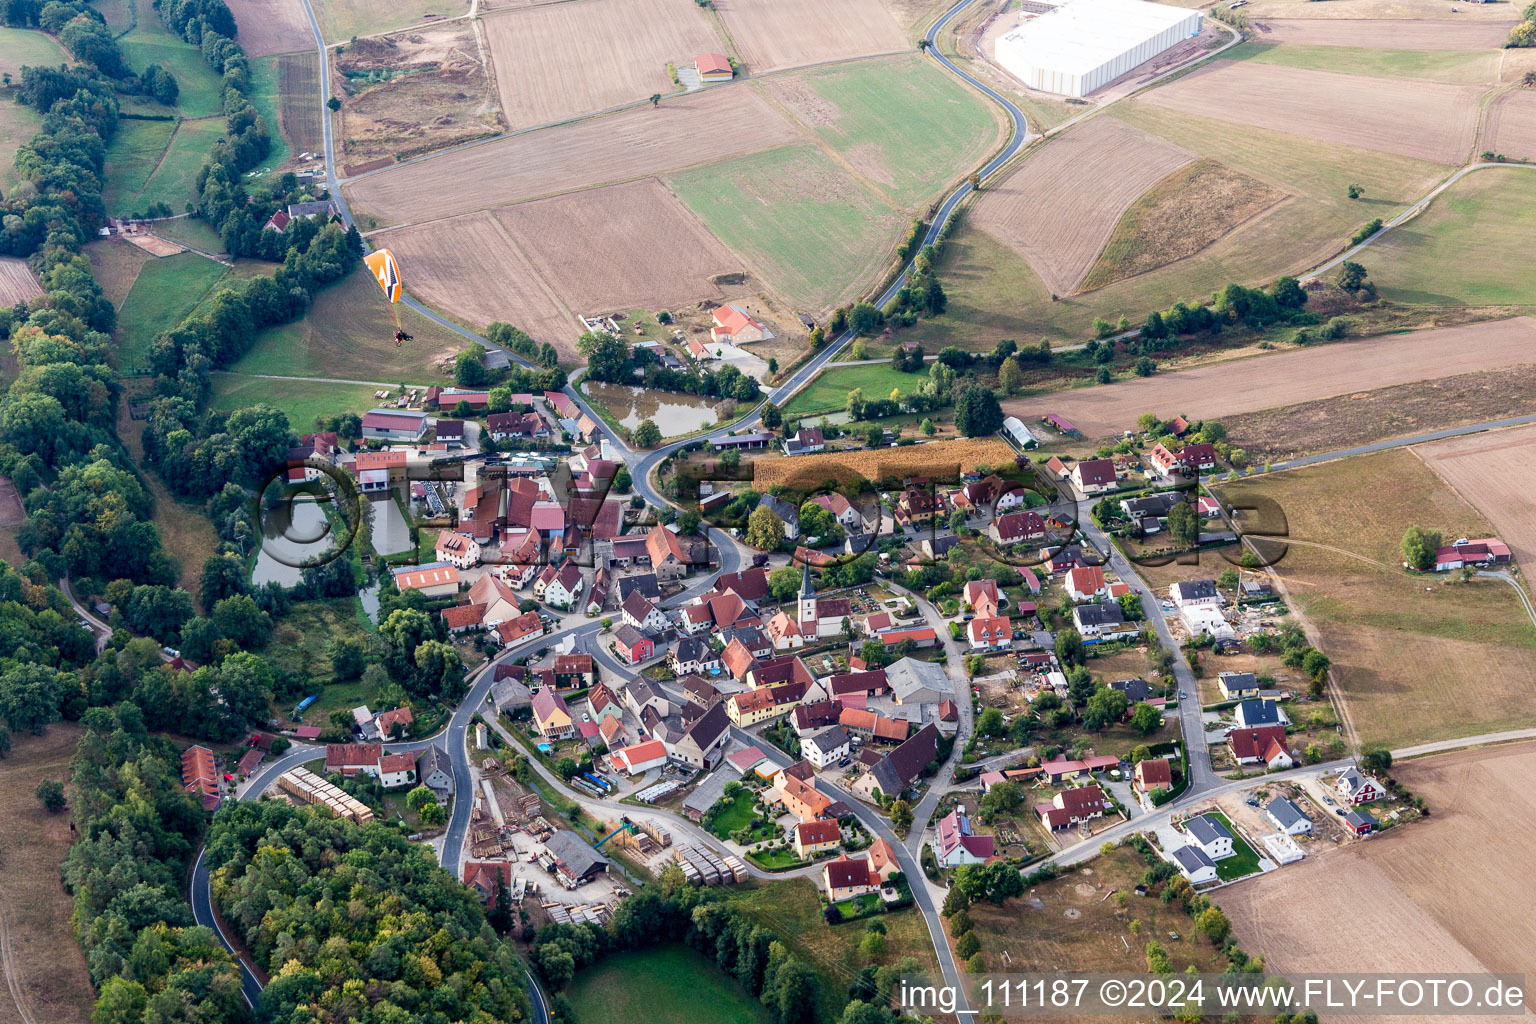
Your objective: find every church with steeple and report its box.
[765,561,853,650]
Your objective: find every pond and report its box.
[252,498,341,588]
[370,493,414,555]
[581,381,724,436]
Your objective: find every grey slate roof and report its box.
[1265,796,1311,830]
[545,829,609,878]
[885,658,952,705]
[804,726,850,757]
[1187,814,1233,846]
[1173,579,1219,602]
[1236,698,1281,726]
[1171,844,1215,873]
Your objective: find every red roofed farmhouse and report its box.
[710,304,770,344]
[695,52,733,82]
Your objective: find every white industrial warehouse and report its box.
[994,0,1203,98]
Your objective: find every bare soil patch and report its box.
[371,212,577,352]
[482,0,725,130]
[227,0,312,56]
[335,22,505,173]
[0,724,95,1024]
[85,238,152,309]
[1416,420,1536,573]
[0,258,43,307]
[1247,17,1517,48]
[345,86,801,225]
[713,0,909,73]
[1225,743,1536,1005]
[1482,90,1536,163]
[1081,158,1287,290]
[124,234,185,256]
[970,117,1195,296]
[1140,60,1479,164]
[1223,362,1536,464]
[277,51,324,156]
[497,178,739,316]
[0,478,24,528]
[1003,316,1536,438]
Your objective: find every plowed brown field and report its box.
[376,213,577,347]
[1248,17,1517,48]
[374,178,741,356]
[1483,90,1536,162]
[1140,61,1479,164]
[713,0,909,73]
[344,86,801,224]
[0,258,43,306]
[482,0,725,130]
[969,117,1194,296]
[1416,421,1536,572]
[227,0,312,56]
[1003,316,1536,438]
[1224,743,1536,1017]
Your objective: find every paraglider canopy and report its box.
[365,249,402,303]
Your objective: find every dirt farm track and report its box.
[1003,317,1536,438]
[1222,743,1536,1021]
[1416,421,1536,574]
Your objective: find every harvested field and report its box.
[0,725,95,1024]
[1483,90,1536,163]
[227,0,312,56]
[1223,362,1536,464]
[1139,60,1478,164]
[481,0,724,130]
[1224,743,1536,1008]
[668,143,902,311]
[124,234,186,257]
[1416,421,1536,573]
[366,214,577,349]
[86,238,153,308]
[713,0,909,73]
[335,22,504,171]
[276,51,324,155]
[0,258,43,306]
[312,0,469,44]
[1081,158,1287,291]
[1245,0,1518,21]
[971,118,1194,296]
[1004,317,1536,438]
[344,87,801,225]
[1216,450,1536,748]
[1229,40,1500,85]
[1247,17,1516,48]
[497,179,738,317]
[374,178,737,353]
[752,437,1016,489]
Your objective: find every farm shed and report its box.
[994,0,1202,98]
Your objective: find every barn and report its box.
[994,0,1202,98]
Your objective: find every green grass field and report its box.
[568,946,770,1024]
[903,105,1453,350]
[229,264,474,381]
[669,144,902,312]
[132,117,228,215]
[1366,166,1536,307]
[788,54,1001,209]
[102,119,177,217]
[151,215,226,254]
[0,26,64,78]
[0,92,42,194]
[704,789,755,839]
[1228,41,1499,85]
[248,55,292,170]
[114,253,231,373]
[118,0,227,118]
[209,372,384,429]
[1205,812,1261,880]
[782,362,931,417]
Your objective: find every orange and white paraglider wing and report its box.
[364,249,403,303]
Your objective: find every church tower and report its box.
[798,559,817,626]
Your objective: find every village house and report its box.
[778,769,834,823]
[670,637,721,676]
[1036,785,1107,830]
[802,726,851,769]
[1119,492,1185,531]
[987,510,1048,546]
[461,860,512,904]
[935,808,994,867]
[1226,724,1291,768]
[532,690,575,740]
[587,683,623,724]
[785,427,827,457]
[621,590,669,633]
[838,708,908,745]
[613,624,654,664]
[670,701,731,769]
[809,491,861,530]
[378,751,417,788]
[325,743,383,778]
[1218,671,1260,700]
[646,524,692,581]
[1265,796,1313,835]
[1134,758,1172,793]
[1066,565,1108,601]
[435,531,481,569]
[1430,537,1513,571]
[1072,602,1127,638]
[494,610,543,648]
[822,853,880,903]
[1186,815,1236,860]
[962,579,1001,618]
[467,574,523,627]
[537,561,584,608]
[727,681,807,726]
[1169,579,1221,609]
[967,616,1013,652]
[793,819,841,859]
[1343,809,1378,836]
[394,564,462,598]
[894,488,944,527]
[362,409,429,442]
[1148,442,1217,479]
[418,744,454,796]
[852,723,939,801]
[1170,844,1218,885]
[1336,767,1387,805]
[710,304,771,344]
[611,739,669,776]
[1070,458,1117,495]
[1233,697,1286,729]
[624,677,671,718]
